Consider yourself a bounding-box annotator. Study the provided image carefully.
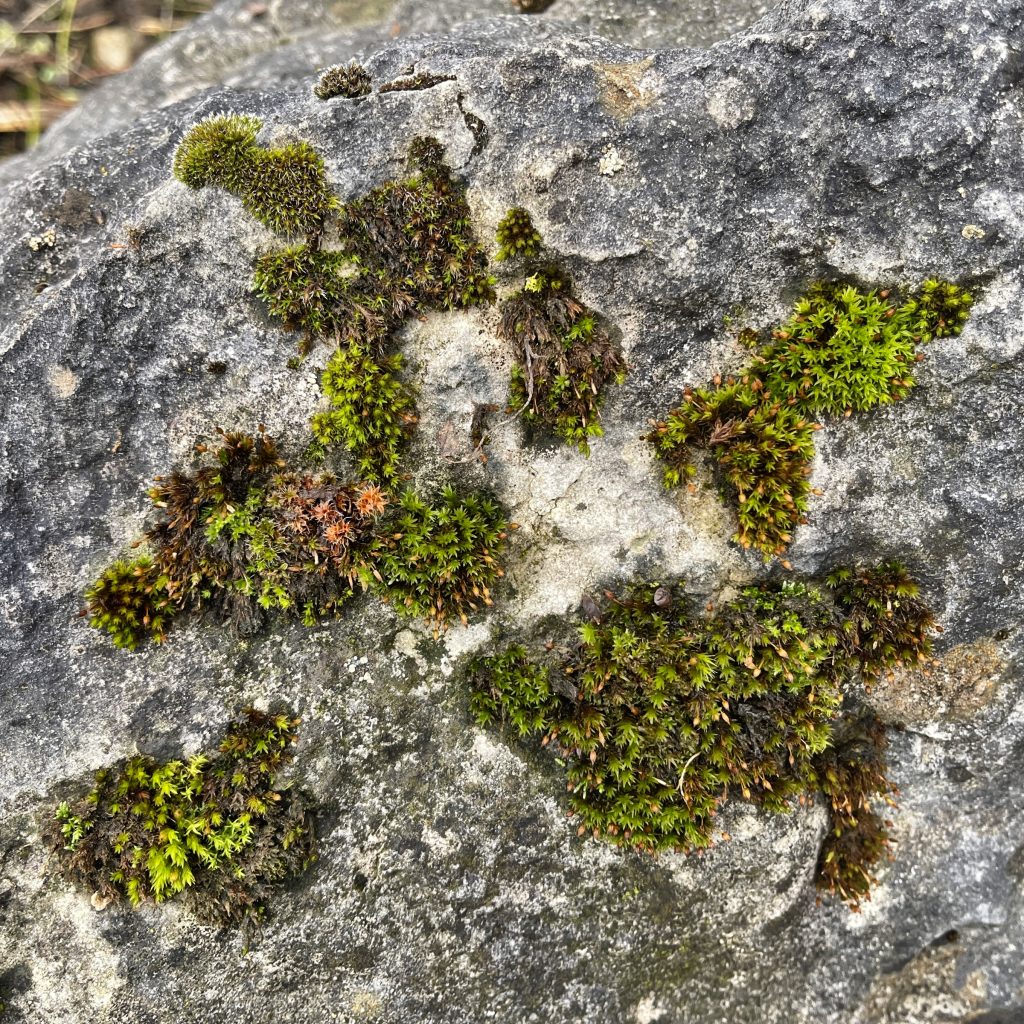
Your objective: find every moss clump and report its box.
[50,708,315,933]
[86,429,510,646]
[84,555,176,649]
[310,342,417,484]
[364,486,509,631]
[495,211,626,454]
[252,137,494,353]
[468,562,934,906]
[646,380,818,555]
[314,62,372,100]
[495,207,543,262]
[828,559,936,686]
[86,429,388,646]
[173,114,337,238]
[646,281,974,557]
[815,713,896,911]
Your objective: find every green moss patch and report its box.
[495,207,626,454]
[85,429,509,647]
[50,708,315,933]
[468,560,934,909]
[646,281,974,557]
[173,114,337,237]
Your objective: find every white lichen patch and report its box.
[599,146,626,176]
[705,76,757,129]
[46,365,79,398]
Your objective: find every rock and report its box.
[1,0,1023,1022]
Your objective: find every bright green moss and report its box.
[646,281,975,557]
[468,561,934,906]
[647,381,817,556]
[86,430,510,646]
[84,555,175,649]
[171,113,261,191]
[314,61,372,100]
[310,342,416,484]
[495,207,543,261]
[49,708,315,933]
[172,115,337,238]
[500,266,626,455]
[363,486,509,631]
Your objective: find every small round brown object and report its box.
[653,586,673,609]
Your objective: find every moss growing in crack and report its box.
[646,281,974,557]
[85,429,510,646]
[252,137,495,353]
[498,239,626,454]
[468,561,933,907]
[495,207,543,262]
[49,708,315,934]
[173,114,337,237]
[364,486,509,631]
[314,62,372,100]
[378,72,457,93]
[310,342,417,484]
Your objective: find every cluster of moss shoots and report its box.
[67,106,971,926]
[646,281,973,557]
[85,429,508,646]
[495,207,626,453]
[469,560,935,909]
[51,709,314,934]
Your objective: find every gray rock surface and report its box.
[1,0,1023,1022]
[0,0,776,189]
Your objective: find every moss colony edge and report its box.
[646,281,973,557]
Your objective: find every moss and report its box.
[468,561,933,906]
[84,555,176,650]
[173,114,337,238]
[646,281,974,557]
[310,342,417,484]
[828,559,936,686]
[252,137,494,356]
[495,207,543,262]
[49,708,315,935]
[363,486,509,632]
[495,211,626,454]
[86,430,510,645]
[314,61,372,100]
[172,113,261,191]
[815,713,896,911]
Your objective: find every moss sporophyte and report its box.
[50,708,315,935]
[468,561,935,910]
[646,280,973,557]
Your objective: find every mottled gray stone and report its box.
[1,0,1023,1022]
